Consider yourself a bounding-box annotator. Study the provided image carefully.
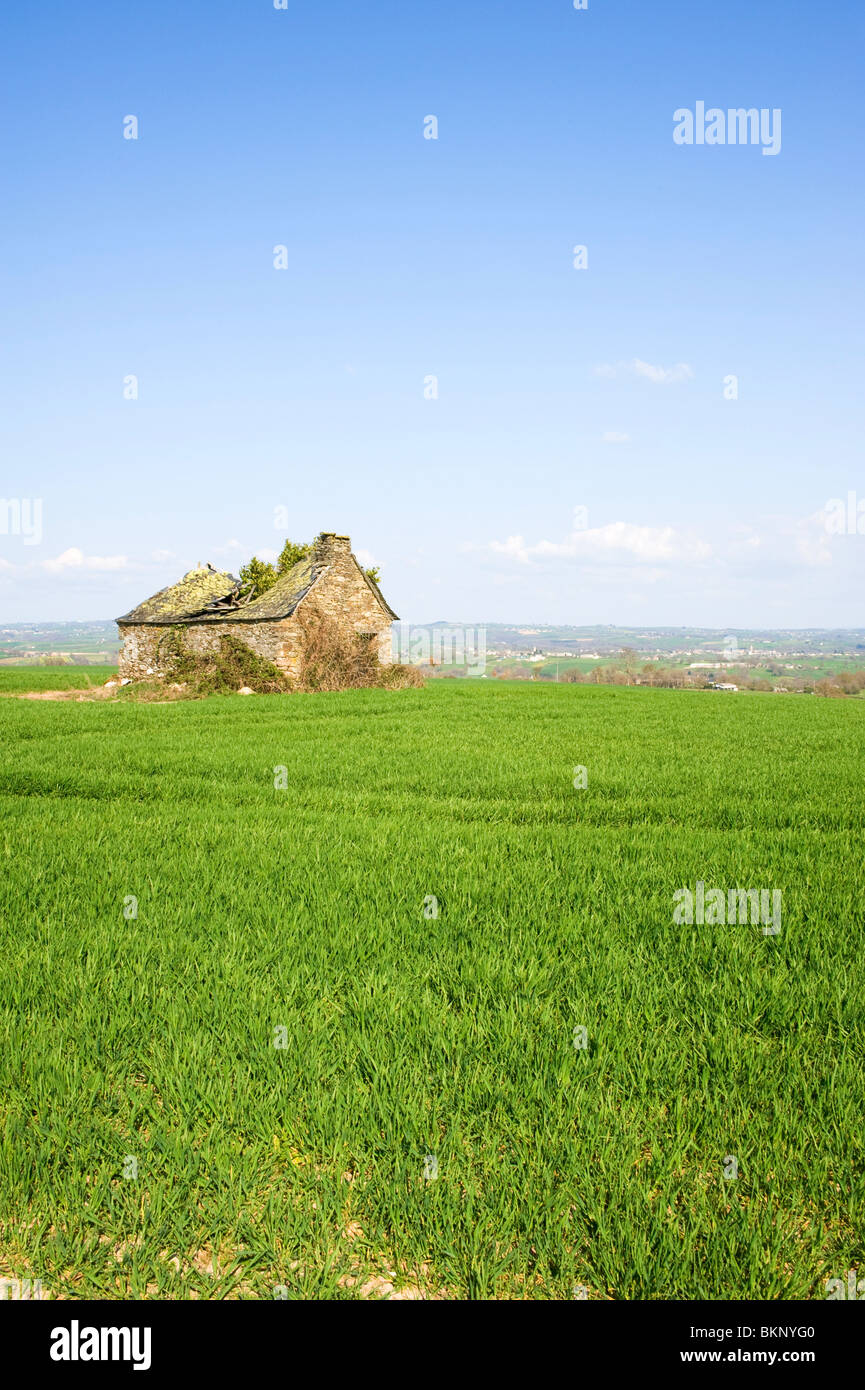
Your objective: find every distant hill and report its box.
[0,621,119,665]
[393,622,865,658]
[3,620,865,668]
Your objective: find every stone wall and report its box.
[302,545,394,666]
[180,617,300,674]
[117,618,301,681]
[116,625,166,679]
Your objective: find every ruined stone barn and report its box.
[116,533,398,681]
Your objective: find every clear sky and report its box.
[1,0,862,626]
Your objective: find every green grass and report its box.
[0,681,862,1300]
[0,665,117,693]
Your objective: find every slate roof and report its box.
[222,554,320,622]
[116,566,241,624]
[212,553,398,623]
[117,553,399,625]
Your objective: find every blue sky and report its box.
[1,0,862,626]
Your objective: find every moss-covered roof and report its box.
[192,553,398,623]
[117,551,399,626]
[116,567,241,624]
[224,555,319,622]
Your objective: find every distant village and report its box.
[2,620,865,696]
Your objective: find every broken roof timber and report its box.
[116,566,241,624]
[117,545,399,627]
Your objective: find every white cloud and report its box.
[778,510,834,568]
[151,548,175,562]
[43,548,84,572]
[593,358,694,385]
[43,548,128,573]
[602,431,631,444]
[489,515,712,567]
[633,359,694,385]
[355,548,375,568]
[483,505,862,594]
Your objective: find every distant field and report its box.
[0,655,119,668]
[0,666,117,693]
[0,681,862,1299]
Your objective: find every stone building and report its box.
[116,533,398,681]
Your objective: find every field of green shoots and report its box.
[0,666,117,693]
[0,677,863,1299]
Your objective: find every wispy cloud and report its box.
[594,358,694,385]
[777,510,834,568]
[489,512,711,566]
[602,431,631,444]
[484,506,852,587]
[43,548,128,574]
[633,359,694,385]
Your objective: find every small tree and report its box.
[620,647,638,685]
[277,539,311,574]
[239,556,278,600]
[243,538,382,598]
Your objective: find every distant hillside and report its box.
[0,621,119,665]
[3,620,865,669]
[394,622,865,658]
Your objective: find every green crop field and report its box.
[0,679,862,1300]
[0,666,117,694]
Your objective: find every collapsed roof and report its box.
[115,564,242,624]
[116,544,398,626]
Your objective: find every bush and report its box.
[296,612,423,692]
[154,628,289,696]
